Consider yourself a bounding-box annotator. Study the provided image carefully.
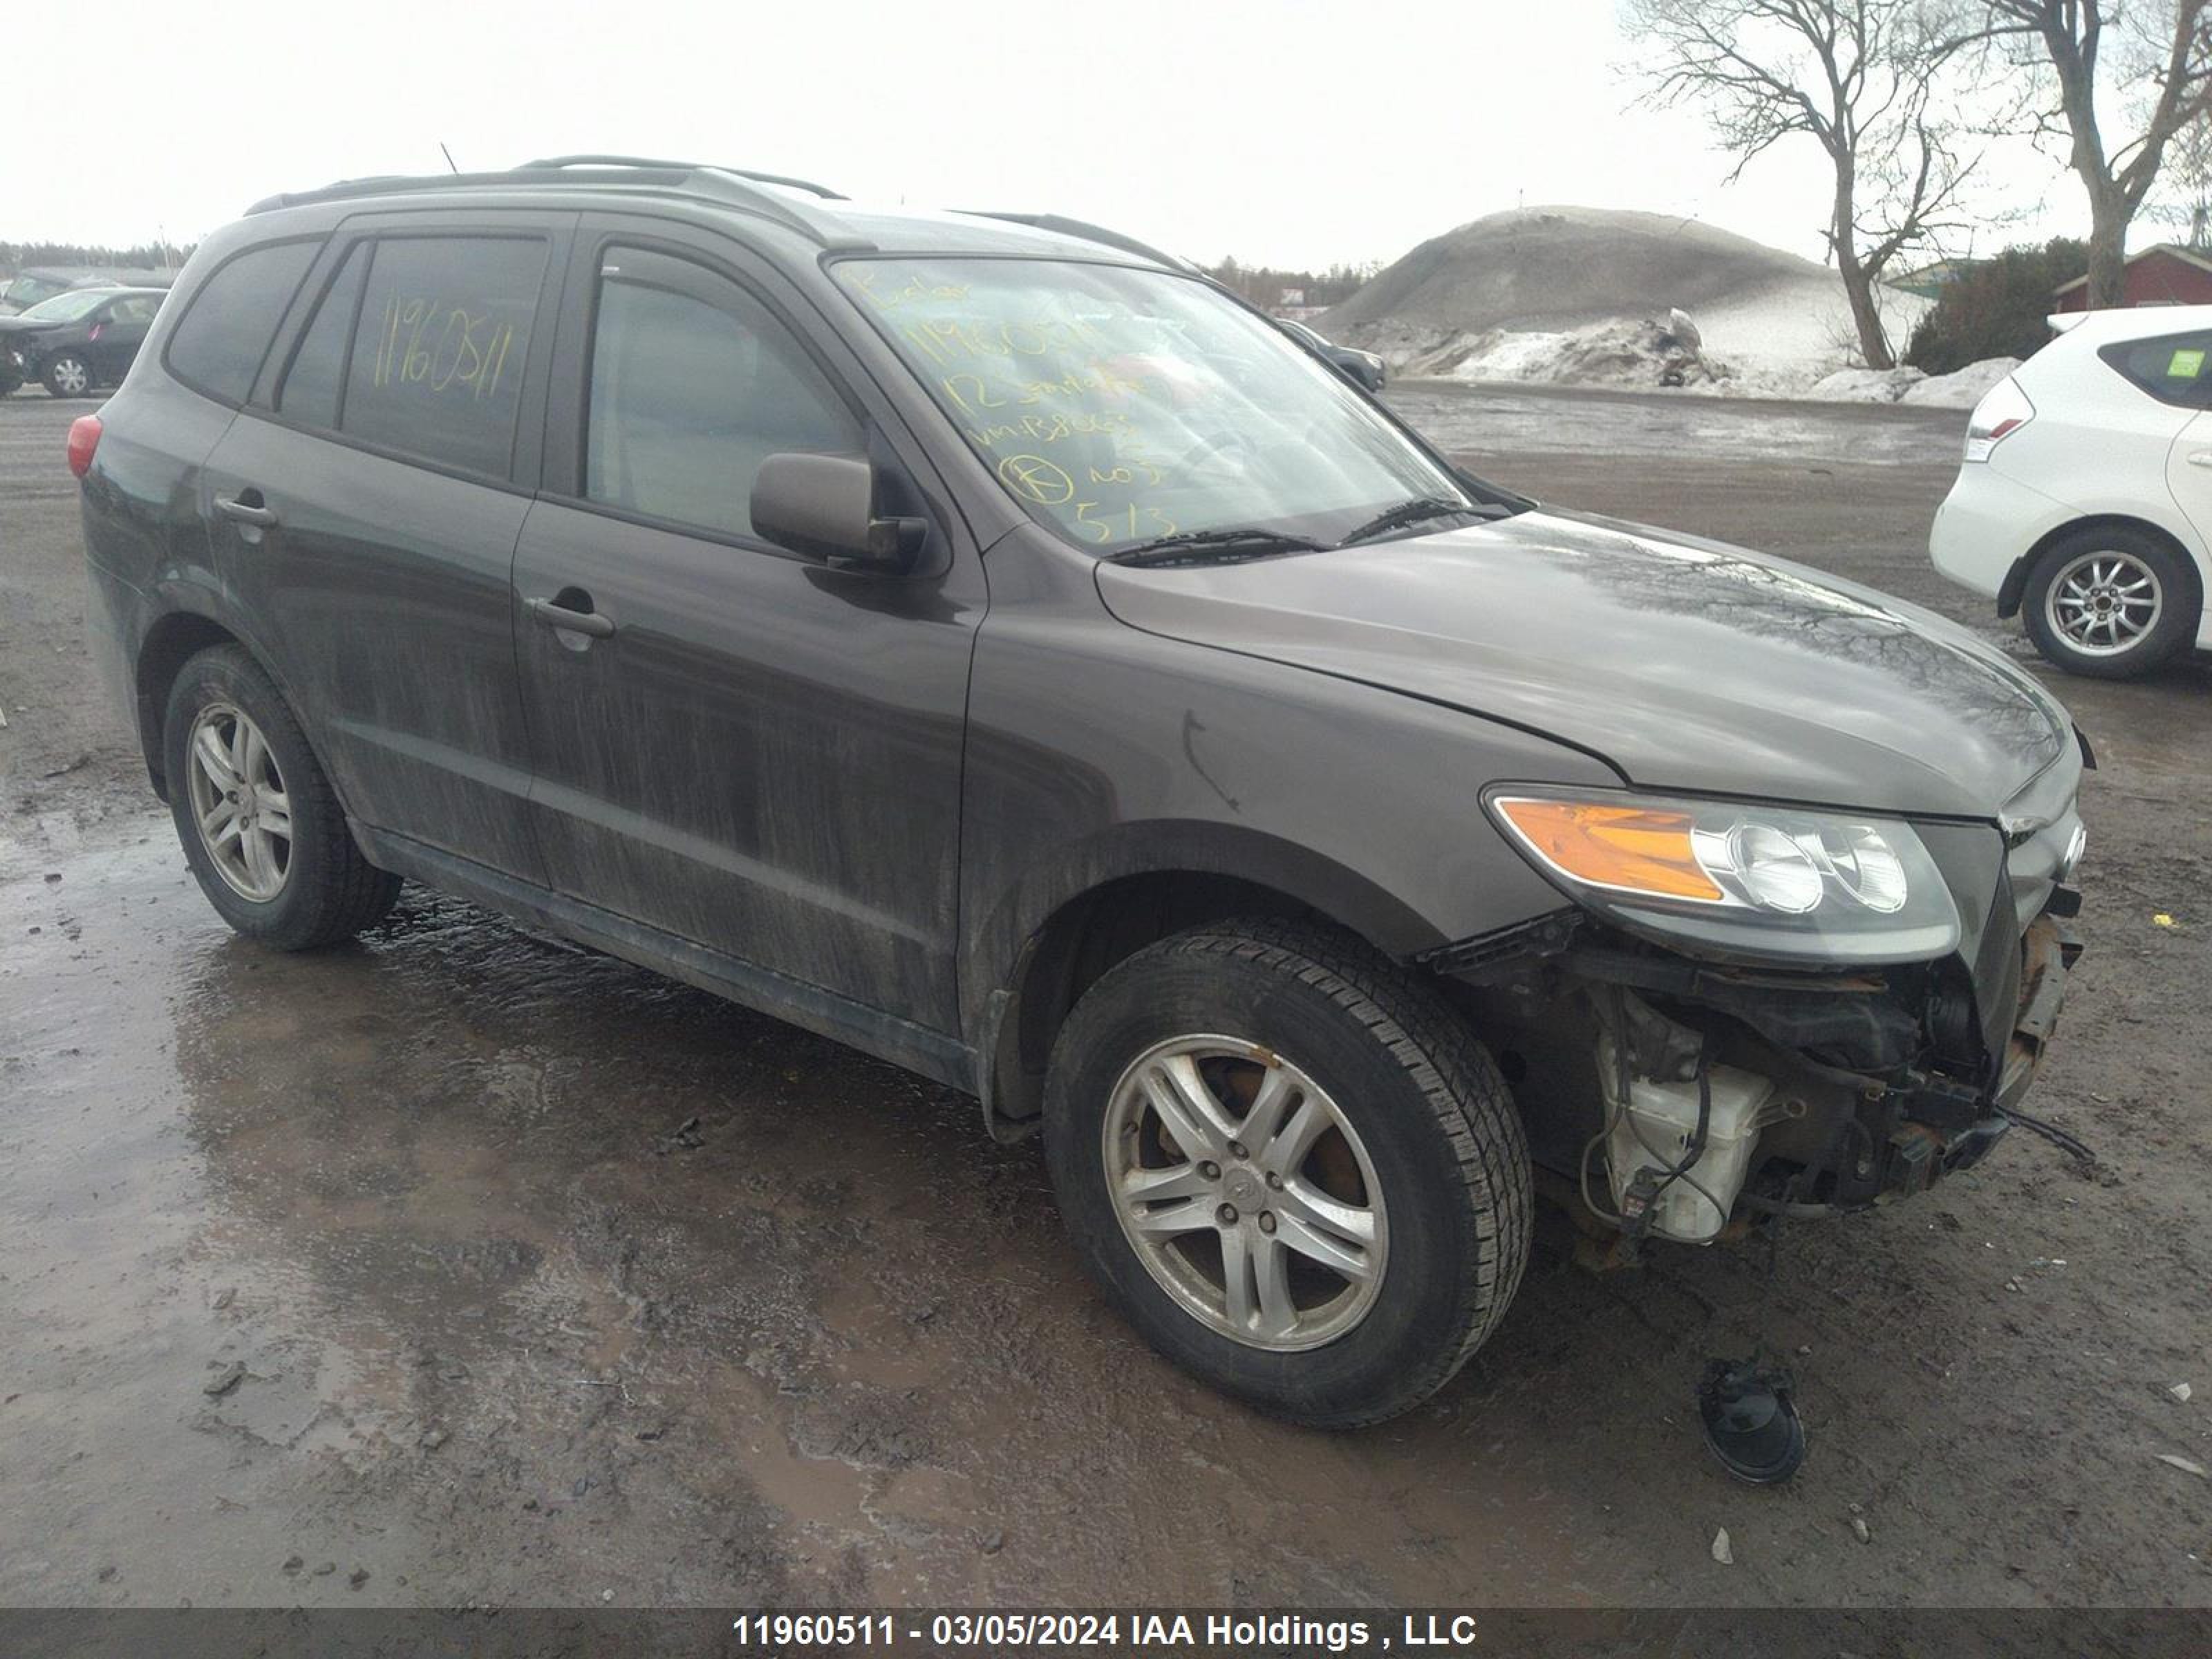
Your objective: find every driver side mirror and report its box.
[750,452,926,574]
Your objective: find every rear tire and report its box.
[1043,919,1530,1427]
[2021,526,2199,679]
[162,644,400,949]
[42,353,92,397]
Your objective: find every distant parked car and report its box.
[1932,306,2212,677]
[0,265,174,316]
[1279,317,1387,392]
[0,287,165,396]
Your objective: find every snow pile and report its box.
[1412,318,1725,390]
[1900,358,2020,407]
[1806,357,2019,406]
[1807,366,1926,402]
[1320,205,1933,400]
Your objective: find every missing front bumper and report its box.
[1440,895,2084,1236]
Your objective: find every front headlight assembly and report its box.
[1485,788,1961,965]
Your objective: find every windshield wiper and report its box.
[1335,496,1487,547]
[1102,527,1329,567]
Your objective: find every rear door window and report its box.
[2100,332,2212,408]
[165,240,321,404]
[338,236,546,479]
[581,246,862,540]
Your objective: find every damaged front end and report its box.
[1432,765,2088,1248]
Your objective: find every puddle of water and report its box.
[0,819,1592,1607]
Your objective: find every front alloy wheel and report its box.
[1104,1035,1388,1351]
[183,702,293,901]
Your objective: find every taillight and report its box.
[1963,376,2034,462]
[66,414,102,479]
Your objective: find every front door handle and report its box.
[528,595,616,639]
[2189,450,2212,469]
[214,494,279,528]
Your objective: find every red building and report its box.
[2052,244,2212,311]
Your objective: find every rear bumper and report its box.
[1929,463,2074,601]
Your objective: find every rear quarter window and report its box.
[164,240,322,404]
[2098,332,2212,409]
[275,242,369,431]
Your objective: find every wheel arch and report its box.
[135,611,251,798]
[968,825,1453,1141]
[2001,512,2206,618]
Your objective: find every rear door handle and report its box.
[2189,451,2212,469]
[528,596,617,638]
[214,494,279,528]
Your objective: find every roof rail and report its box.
[245,159,862,249]
[519,154,846,200]
[962,212,1197,272]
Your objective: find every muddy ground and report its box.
[2,383,2208,1613]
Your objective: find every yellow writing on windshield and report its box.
[960,409,1140,451]
[846,267,970,311]
[899,314,1109,368]
[997,454,1077,505]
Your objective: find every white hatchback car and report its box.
[1931,306,2212,677]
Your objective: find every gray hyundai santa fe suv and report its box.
[74,158,2088,1455]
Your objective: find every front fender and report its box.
[956,533,1619,1042]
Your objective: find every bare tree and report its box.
[1967,1,2212,304]
[1624,0,1979,368]
[2151,106,2212,246]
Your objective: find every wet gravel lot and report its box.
[3,382,2209,1611]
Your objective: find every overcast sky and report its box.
[14,0,2082,271]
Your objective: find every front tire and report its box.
[2022,527,2199,678]
[162,644,400,949]
[1043,919,1531,1427]
[42,353,92,397]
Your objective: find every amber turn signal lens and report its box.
[1493,798,1724,902]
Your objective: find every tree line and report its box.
[1624,0,2212,368]
[1201,258,1383,310]
[0,239,191,279]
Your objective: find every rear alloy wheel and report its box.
[2023,527,2197,679]
[1044,919,1530,1427]
[42,354,92,397]
[183,702,294,902]
[162,644,402,948]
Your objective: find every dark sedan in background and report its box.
[0,286,164,397]
[1280,316,1387,391]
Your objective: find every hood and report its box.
[1095,508,2072,819]
[0,315,64,337]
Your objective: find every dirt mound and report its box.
[1320,205,1928,397]
[1323,205,1831,335]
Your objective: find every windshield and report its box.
[19,289,111,321]
[5,275,72,309]
[833,257,1465,552]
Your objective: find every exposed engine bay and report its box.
[1436,901,2081,1250]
